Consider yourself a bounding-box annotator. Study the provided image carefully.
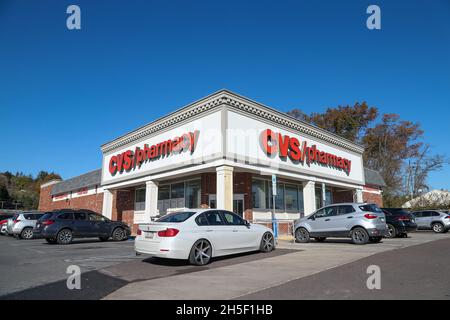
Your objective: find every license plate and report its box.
[145,232,154,239]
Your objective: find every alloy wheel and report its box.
[22,228,33,239]
[433,223,443,233]
[387,225,395,238]
[352,228,368,244]
[295,228,309,242]
[113,228,125,240]
[261,232,274,252]
[193,240,211,265]
[58,230,72,244]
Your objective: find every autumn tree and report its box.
[287,102,378,142]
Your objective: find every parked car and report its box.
[381,208,417,238]
[411,210,450,233]
[135,209,275,266]
[33,209,131,244]
[6,212,45,239]
[294,203,387,245]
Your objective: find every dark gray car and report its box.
[33,209,131,244]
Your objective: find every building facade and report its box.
[39,90,385,234]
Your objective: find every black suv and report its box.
[381,208,418,238]
[33,209,131,244]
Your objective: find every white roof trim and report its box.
[101,90,365,154]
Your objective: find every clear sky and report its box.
[1,0,449,190]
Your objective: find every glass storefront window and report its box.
[135,188,146,211]
[252,179,266,209]
[185,180,201,208]
[285,184,299,211]
[315,186,333,209]
[158,185,170,200]
[252,178,304,213]
[171,182,184,199]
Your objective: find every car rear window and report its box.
[40,213,54,221]
[156,211,196,223]
[382,208,410,215]
[359,204,383,213]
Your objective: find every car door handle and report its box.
[325,219,330,221]
[206,229,213,232]
[347,216,354,219]
[232,230,238,232]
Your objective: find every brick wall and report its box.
[112,188,138,234]
[363,186,383,207]
[38,183,104,213]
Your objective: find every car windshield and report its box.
[156,211,197,223]
[359,204,383,213]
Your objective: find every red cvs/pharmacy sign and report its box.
[109,131,200,176]
[260,129,352,174]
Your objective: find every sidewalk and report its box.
[104,232,449,300]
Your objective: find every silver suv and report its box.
[6,212,45,239]
[294,203,387,245]
[412,210,450,233]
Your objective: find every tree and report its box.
[362,114,424,196]
[403,145,448,198]
[288,102,378,142]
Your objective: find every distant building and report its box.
[403,189,450,209]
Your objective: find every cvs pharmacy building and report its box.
[39,90,384,234]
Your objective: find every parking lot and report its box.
[1,231,450,300]
[0,235,294,299]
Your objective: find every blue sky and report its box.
[0,0,449,190]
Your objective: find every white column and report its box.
[144,180,159,222]
[355,188,364,203]
[102,189,113,219]
[303,181,316,216]
[216,165,233,211]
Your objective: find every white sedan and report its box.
[135,209,275,265]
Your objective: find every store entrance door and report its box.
[233,194,244,217]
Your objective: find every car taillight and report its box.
[0,220,6,225]
[157,228,179,237]
[42,220,55,226]
[445,216,450,219]
[364,214,378,219]
[137,229,142,236]
[397,216,410,221]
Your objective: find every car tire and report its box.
[45,238,57,244]
[314,237,326,242]
[295,228,310,243]
[351,227,369,245]
[432,222,445,233]
[189,239,212,266]
[20,227,34,240]
[260,232,275,253]
[369,236,382,243]
[386,224,397,238]
[56,229,73,245]
[112,227,127,241]
[99,236,109,241]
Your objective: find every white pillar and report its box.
[216,165,233,211]
[145,180,159,222]
[102,189,113,219]
[303,181,316,216]
[355,188,364,203]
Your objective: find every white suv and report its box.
[294,203,387,245]
[6,212,45,239]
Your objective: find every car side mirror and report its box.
[244,220,250,228]
[309,215,315,221]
